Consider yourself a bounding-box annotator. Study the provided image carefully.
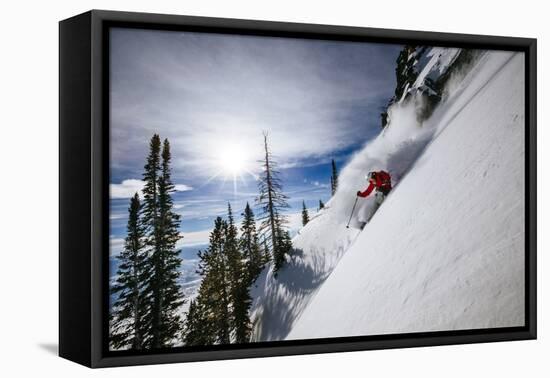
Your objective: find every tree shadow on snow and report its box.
[253,245,345,341]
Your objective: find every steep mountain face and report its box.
[250,48,525,341]
[382,46,478,127]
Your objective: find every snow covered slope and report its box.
[249,213,358,341]
[288,51,525,339]
[250,49,525,341]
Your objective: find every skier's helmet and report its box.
[366,171,376,181]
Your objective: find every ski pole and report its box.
[346,196,359,228]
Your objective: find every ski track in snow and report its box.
[250,49,525,341]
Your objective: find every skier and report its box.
[358,170,392,201]
[357,170,392,220]
[357,170,392,198]
[346,170,392,229]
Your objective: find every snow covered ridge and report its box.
[250,49,525,341]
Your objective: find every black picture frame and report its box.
[59,9,537,368]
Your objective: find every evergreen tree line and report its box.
[110,135,184,351]
[183,203,268,345]
[112,132,336,349]
[184,132,294,346]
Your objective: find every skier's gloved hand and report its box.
[356,191,361,196]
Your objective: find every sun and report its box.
[219,145,247,176]
[204,141,258,197]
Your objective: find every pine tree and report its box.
[226,204,252,343]
[195,217,231,345]
[139,135,161,348]
[185,206,254,346]
[141,136,184,349]
[318,199,325,211]
[157,139,185,345]
[183,299,212,346]
[301,200,310,226]
[272,210,291,273]
[110,193,147,350]
[256,132,291,273]
[240,202,263,283]
[273,220,291,275]
[330,159,339,195]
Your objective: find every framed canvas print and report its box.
[59,10,536,368]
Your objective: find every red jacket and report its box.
[358,171,392,198]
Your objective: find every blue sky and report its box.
[109,27,401,262]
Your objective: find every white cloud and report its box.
[110,179,145,199]
[177,229,211,247]
[109,29,399,179]
[110,179,193,199]
[175,184,193,192]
